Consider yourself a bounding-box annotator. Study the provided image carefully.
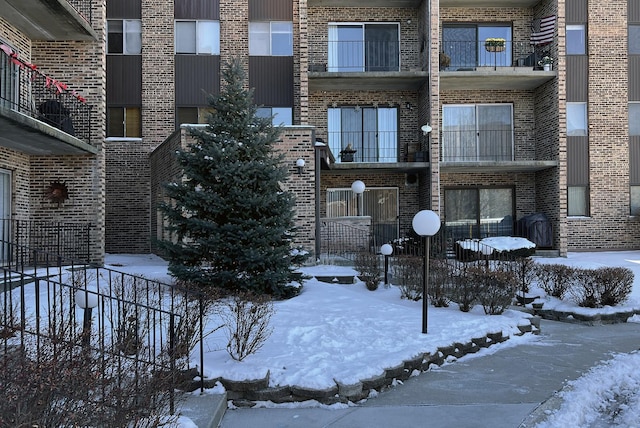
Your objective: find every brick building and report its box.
[108,0,640,259]
[7,0,636,263]
[0,1,106,264]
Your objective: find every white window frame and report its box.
[175,20,220,55]
[249,21,293,56]
[107,19,142,55]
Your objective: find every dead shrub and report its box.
[534,263,576,299]
[392,255,423,301]
[470,262,518,315]
[447,262,478,312]
[429,258,451,307]
[569,267,634,308]
[354,251,382,291]
[221,292,274,361]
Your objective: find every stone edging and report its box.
[531,308,640,325]
[183,317,541,407]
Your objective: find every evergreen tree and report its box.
[159,59,303,298]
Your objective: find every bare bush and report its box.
[392,255,423,301]
[221,293,274,361]
[511,257,537,295]
[470,262,518,315]
[429,258,451,307]
[569,267,634,308]
[354,251,382,291]
[447,262,478,312]
[534,263,576,299]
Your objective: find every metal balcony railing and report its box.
[316,130,427,163]
[67,0,93,24]
[441,129,514,162]
[0,44,92,144]
[326,40,400,72]
[440,40,538,70]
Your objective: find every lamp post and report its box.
[380,243,393,285]
[351,180,366,216]
[75,286,99,347]
[412,210,441,334]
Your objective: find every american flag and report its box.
[530,15,556,46]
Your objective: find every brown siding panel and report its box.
[175,55,220,105]
[567,137,589,185]
[566,56,588,101]
[631,137,640,184]
[249,0,292,20]
[107,56,142,105]
[630,56,640,100]
[175,0,220,19]
[631,1,640,23]
[249,57,294,106]
[107,0,142,19]
[566,0,588,23]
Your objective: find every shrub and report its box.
[447,262,478,312]
[511,257,537,295]
[569,267,634,308]
[469,262,518,315]
[392,255,423,300]
[534,263,576,299]
[354,251,382,291]
[429,258,451,307]
[221,292,274,361]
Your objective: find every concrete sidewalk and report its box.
[213,320,640,428]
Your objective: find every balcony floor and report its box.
[440,68,555,90]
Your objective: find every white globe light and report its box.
[351,180,366,194]
[296,158,305,167]
[75,286,99,309]
[380,243,393,256]
[412,210,441,236]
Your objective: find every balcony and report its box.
[309,40,427,91]
[317,130,429,172]
[439,40,555,90]
[0,0,97,41]
[309,0,421,7]
[0,46,97,155]
[440,129,557,173]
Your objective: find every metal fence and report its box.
[67,0,93,24]
[0,242,207,424]
[0,219,92,266]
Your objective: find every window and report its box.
[175,20,220,54]
[249,22,293,56]
[176,107,216,126]
[327,187,399,243]
[256,107,293,126]
[568,186,589,216]
[566,24,586,55]
[567,102,588,136]
[629,24,640,55]
[107,20,142,54]
[0,42,18,110]
[328,23,399,72]
[442,24,512,69]
[631,186,640,216]
[108,107,141,137]
[442,104,513,162]
[328,106,398,162]
[445,187,514,239]
[630,103,640,136]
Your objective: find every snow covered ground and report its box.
[104,250,640,427]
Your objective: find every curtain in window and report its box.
[378,108,397,162]
[443,106,476,161]
[328,25,363,72]
[478,105,512,161]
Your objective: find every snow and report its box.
[102,247,640,427]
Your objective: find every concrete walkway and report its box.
[216,319,640,428]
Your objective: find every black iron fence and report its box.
[0,241,207,424]
[0,45,92,144]
[440,129,514,162]
[67,0,93,24]
[440,40,537,70]
[0,219,92,266]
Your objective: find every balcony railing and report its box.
[440,40,538,70]
[316,130,427,163]
[441,129,514,162]
[0,45,92,144]
[326,41,400,72]
[67,0,93,24]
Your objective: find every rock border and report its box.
[184,318,540,407]
[529,307,640,325]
